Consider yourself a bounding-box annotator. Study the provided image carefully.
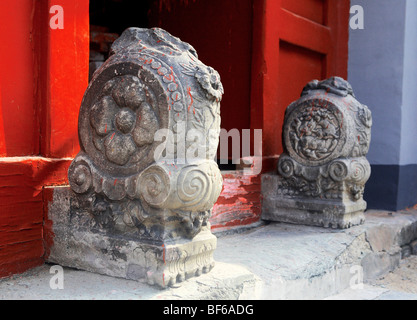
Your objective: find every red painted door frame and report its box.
[0,0,89,278]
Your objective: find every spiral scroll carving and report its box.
[137,165,171,208]
[278,157,295,179]
[177,166,211,210]
[328,160,349,182]
[349,159,371,184]
[68,161,93,194]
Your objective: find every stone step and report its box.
[214,209,417,300]
[1,209,417,300]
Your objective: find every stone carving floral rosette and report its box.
[262,77,372,229]
[62,28,224,288]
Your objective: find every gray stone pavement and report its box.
[325,285,417,300]
[1,209,417,300]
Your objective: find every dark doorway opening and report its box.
[89,0,153,80]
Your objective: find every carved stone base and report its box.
[261,173,366,229]
[45,188,216,289]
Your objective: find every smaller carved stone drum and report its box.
[262,77,372,229]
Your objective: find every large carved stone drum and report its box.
[262,77,372,229]
[48,28,224,288]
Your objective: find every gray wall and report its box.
[348,0,406,166]
[400,0,417,165]
[348,0,417,210]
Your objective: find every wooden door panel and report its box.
[279,8,332,55]
[278,41,325,112]
[281,0,325,25]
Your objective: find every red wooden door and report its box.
[251,0,350,169]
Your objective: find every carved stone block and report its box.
[47,28,224,288]
[262,77,372,229]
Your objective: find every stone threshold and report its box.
[1,209,417,300]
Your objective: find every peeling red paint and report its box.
[162,244,166,265]
[187,87,194,112]
[210,172,262,230]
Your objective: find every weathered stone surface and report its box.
[262,77,372,229]
[361,251,401,280]
[396,221,417,247]
[47,188,217,288]
[411,240,417,255]
[365,224,399,252]
[401,245,412,259]
[48,28,224,288]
